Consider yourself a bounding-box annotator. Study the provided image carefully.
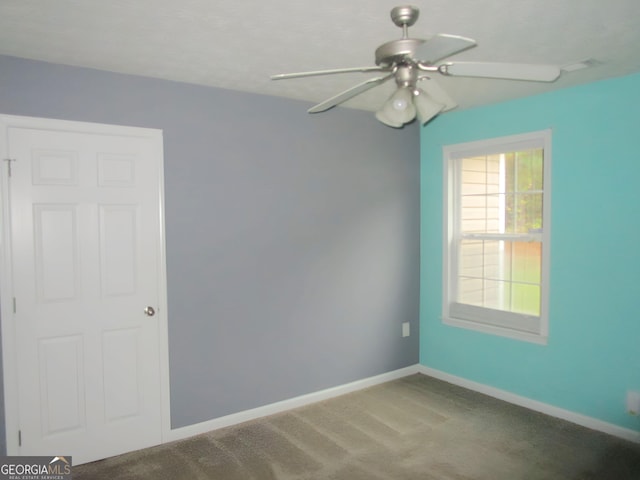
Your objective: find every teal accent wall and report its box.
[420,72,640,431]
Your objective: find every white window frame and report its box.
[442,130,551,344]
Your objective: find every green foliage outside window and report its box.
[504,149,543,234]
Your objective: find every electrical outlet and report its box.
[626,391,640,415]
[402,322,410,337]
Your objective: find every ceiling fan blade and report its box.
[271,66,385,80]
[308,73,394,113]
[413,34,477,63]
[442,62,561,82]
[418,77,457,111]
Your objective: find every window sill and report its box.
[442,316,548,345]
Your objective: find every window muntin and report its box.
[443,131,550,342]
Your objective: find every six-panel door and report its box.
[7,124,165,464]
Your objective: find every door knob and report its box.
[144,306,156,316]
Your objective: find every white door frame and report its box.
[0,113,171,457]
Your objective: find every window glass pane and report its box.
[516,149,543,192]
[458,240,541,315]
[505,148,544,234]
[512,284,540,316]
[482,279,511,311]
[457,277,484,308]
[509,242,541,284]
[460,194,502,234]
[462,149,544,236]
[458,240,484,278]
[504,149,543,193]
[459,152,502,235]
[460,240,503,280]
[505,193,543,234]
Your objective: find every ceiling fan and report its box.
[271,5,562,128]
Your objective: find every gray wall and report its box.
[0,55,420,441]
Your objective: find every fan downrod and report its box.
[375,6,424,67]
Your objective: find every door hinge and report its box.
[3,158,16,177]
[18,430,22,447]
[12,297,16,313]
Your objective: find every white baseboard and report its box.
[165,365,421,443]
[165,364,639,446]
[418,365,640,444]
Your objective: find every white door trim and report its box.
[0,114,171,457]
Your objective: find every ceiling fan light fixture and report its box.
[375,109,403,128]
[413,88,445,124]
[392,96,410,111]
[379,87,416,126]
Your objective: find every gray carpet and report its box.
[73,374,640,479]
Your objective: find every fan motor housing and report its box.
[375,38,425,66]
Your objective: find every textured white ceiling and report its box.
[1,0,639,113]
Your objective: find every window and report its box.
[443,130,551,343]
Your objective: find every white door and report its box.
[0,116,169,465]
